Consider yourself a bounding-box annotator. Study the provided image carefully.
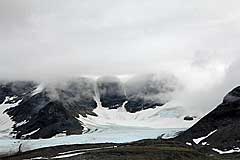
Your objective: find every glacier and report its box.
[0,95,198,156]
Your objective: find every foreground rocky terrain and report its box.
[3,138,240,160]
[0,139,221,160]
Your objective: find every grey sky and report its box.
[0,0,239,78]
[1,1,240,113]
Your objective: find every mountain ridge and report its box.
[0,75,179,139]
[176,86,240,152]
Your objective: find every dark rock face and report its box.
[97,76,127,109]
[6,91,50,125]
[96,75,177,112]
[0,81,36,104]
[176,86,240,150]
[55,78,97,117]
[125,98,162,113]
[0,75,178,139]
[14,101,83,139]
[5,78,97,139]
[223,86,240,103]
[184,116,194,121]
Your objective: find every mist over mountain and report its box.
[0,74,183,139]
[0,0,240,114]
[1,1,240,159]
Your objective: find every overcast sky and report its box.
[1,1,240,113]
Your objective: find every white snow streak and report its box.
[52,152,85,159]
[0,97,22,139]
[186,142,192,146]
[21,128,40,138]
[193,130,217,144]
[15,120,29,128]
[31,84,45,96]
[212,147,240,154]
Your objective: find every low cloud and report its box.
[0,1,240,114]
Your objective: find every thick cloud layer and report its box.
[0,1,240,114]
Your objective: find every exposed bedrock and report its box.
[0,81,36,104]
[97,76,127,109]
[176,86,240,150]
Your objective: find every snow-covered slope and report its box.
[0,93,196,156]
[78,97,198,132]
[0,97,22,139]
[0,76,199,156]
[0,95,193,156]
[0,75,186,139]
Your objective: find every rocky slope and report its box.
[176,86,240,151]
[0,74,178,139]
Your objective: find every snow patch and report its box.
[53,146,118,159]
[212,147,240,154]
[52,152,85,159]
[193,130,217,144]
[201,142,209,146]
[186,142,192,146]
[21,128,40,138]
[31,84,45,96]
[29,157,43,160]
[0,97,22,138]
[15,120,29,128]
[58,146,117,155]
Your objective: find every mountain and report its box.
[0,74,182,139]
[2,80,240,159]
[97,76,126,109]
[124,74,176,112]
[176,86,240,152]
